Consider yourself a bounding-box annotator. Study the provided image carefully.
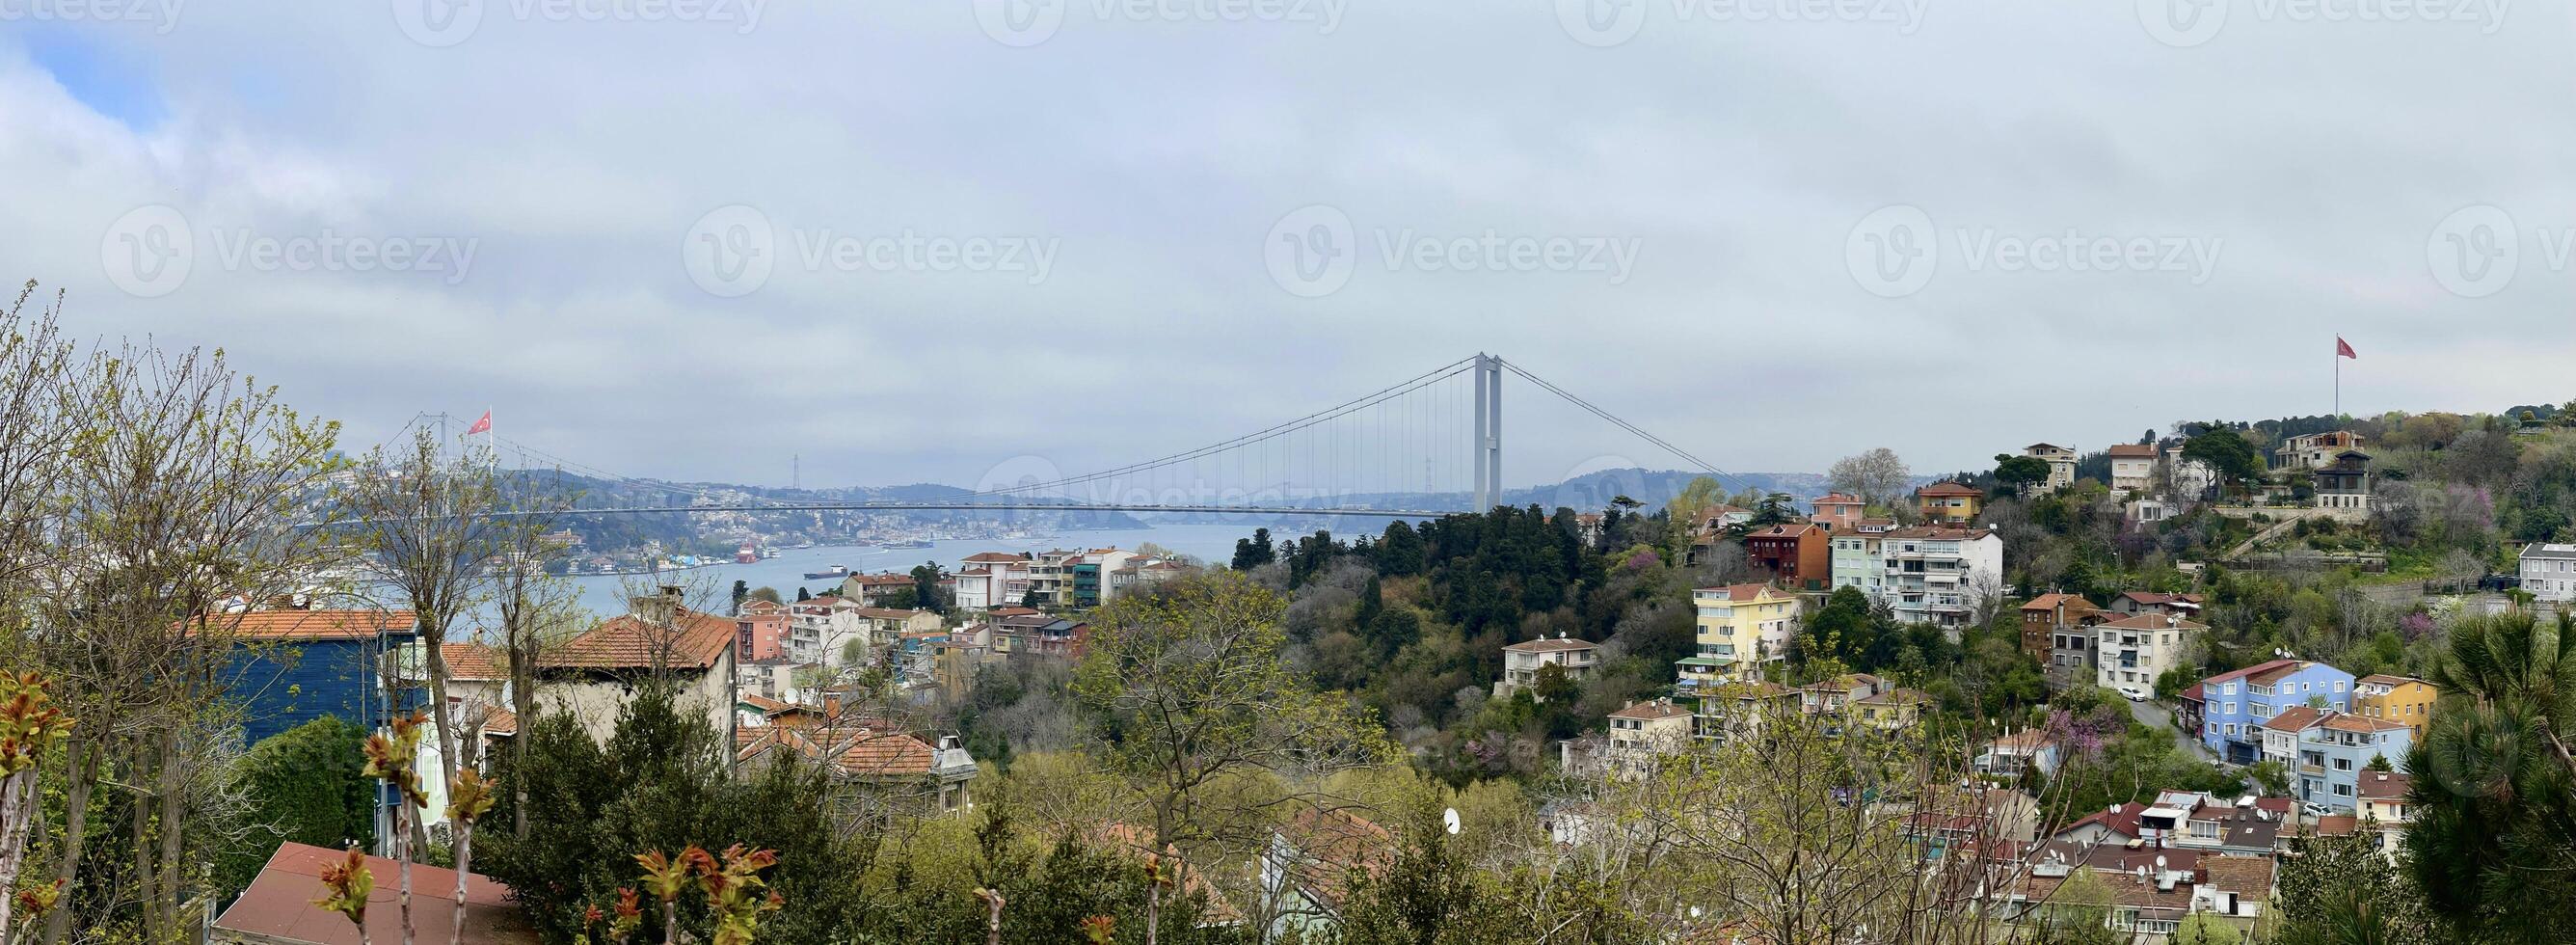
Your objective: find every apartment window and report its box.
[2334,784,2354,797]
[2334,681,2347,692]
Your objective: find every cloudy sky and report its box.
[2,1,2566,498]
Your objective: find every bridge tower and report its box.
[1472,354,1502,511]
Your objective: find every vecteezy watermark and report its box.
[1263,203,1643,298]
[2136,0,2509,48]
[1548,455,1650,516]
[100,204,479,298]
[2417,203,2576,299]
[391,0,767,48]
[973,0,1347,47]
[1844,204,2222,298]
[1555,0,1929,48]
[681,204,1062,297]
[0,0,183,33]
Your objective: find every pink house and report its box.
[1811,492,1866,530]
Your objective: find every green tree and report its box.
[1994,453,2053,492]
[2402,611,2576,943]
[2274,829,2433,945]
[909,561,948,614]
[1070,570,1396,859]
[2183,426,2264,488]
[217,717,376,896]
[2170,912,2241,945]
[1230,527,1276,571]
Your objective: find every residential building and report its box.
[1827,521,1896,599]
[1975,729,2062,778]
[1914,481,1984,524]
[1875,526,2004,630]
[736,724,979,815]
[2109,590,2204,618]
[2517,542,2576,604]
[2275,431,2367,471]
[1691,680,1799,744]
[2353,674,2436,739]
[1853,687,1931,731]
[2196,659,2355,763]
[787,596,873,667]
[1497,635,1598,698]
[848,607,941,654]
[1810,492,1866,530]
[1681,504,1756,567]
[212,608,423,747]
[1563,699,1694,779]
[537,592,738,743]
[1109,557,1192,597]
[2022,443,2078,492]
[2019,592,2104,670]
[2106,443,2158,493]
[2356,770,2413,855]
[736,599,788,663]
[1741,522,1830,591]
[738,656,810,704]
[2313,449,2373,511]
[2095,612,2204,691]
[952,553,1033,610]
[1258,809,1391,940]
[985,612,1090,658]
[1677,582,1799,692]
[2259,708,2414,812]
[837,572,921,607]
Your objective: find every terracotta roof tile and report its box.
[540,609,734,671]
[194,609,418,640]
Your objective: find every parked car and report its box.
[2119,686,2152,702]
[2302,801,2335,819]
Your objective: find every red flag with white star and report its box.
[466,410,492,435]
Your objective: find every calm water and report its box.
[562,523,1282,618]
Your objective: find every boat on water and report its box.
[802,565,849,580]
[882,539,932,551]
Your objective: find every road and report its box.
[2131,696,2221,764]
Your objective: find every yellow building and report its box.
[1677,583,1801,692]
[2354,674,2435,737]
[1914,481,1983,525]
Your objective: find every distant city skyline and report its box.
[5,8,2563,488]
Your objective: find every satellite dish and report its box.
[1442,807,1462,835]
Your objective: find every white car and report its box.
[2119,686,2152,702]
[2302,802,2336,819]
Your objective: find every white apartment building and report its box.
[952,553,1033,611]
[2023,443,2077,492]
[1875,526,2004,630]
[2096,612,2204,690]
[787,596,872,667]
[2106,444,2157,494]
[2520,543,2576,604]
[1497,635,1599,698]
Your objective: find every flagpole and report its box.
[2334,344,2340,421]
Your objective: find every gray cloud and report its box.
[2,2,2567,497]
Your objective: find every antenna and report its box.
[793,453,801,491]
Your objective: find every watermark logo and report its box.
[683,204,776,298]
[392,0,483,45]
[2137,0,2226,46]
[974,0,1064,46]
[393,0,766,46]
[1844,205,2223,298]
[1556,0,1647,47]
[682,204,1062,297]
[974,0,1347,46]
[101,204,194,298]
[0,0,184,33]
[2426,204,2517,298]
[2137,0,2509,48]
[1554,0,1929,46]
[1263,203,1644,298]
[1845,204,1936,298]
[101,205,479,297]
[1265,204,1356,298]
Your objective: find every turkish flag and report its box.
[2336,337,2356,360]
[466,410,492,435]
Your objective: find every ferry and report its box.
[802,564,849,580]
[882,539,932,551]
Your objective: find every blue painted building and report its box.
[215,609,422,746]
[2196,658,2354,764]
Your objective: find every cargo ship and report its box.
[802,564,849,580]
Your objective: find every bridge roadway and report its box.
[483,501,1450,520]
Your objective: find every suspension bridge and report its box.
[381,354,1731,522]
